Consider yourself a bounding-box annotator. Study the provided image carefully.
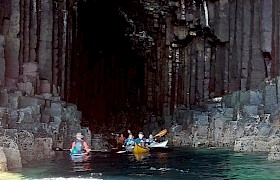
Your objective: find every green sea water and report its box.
[3,147,280,180]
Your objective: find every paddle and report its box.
[116,150,126,154]
[154,129,167,137]
[52,147,110,153]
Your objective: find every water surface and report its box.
[3,147,280,180]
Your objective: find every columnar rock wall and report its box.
[4,0,20,81]
[0,0,74,99]
[0,85,84,171]
[0,61,85,171]
[0,0,84,171]
[119,0,280,116]
[1,0,279,123]
[0,35,5,85]
[164,76,280,160]
[1,0,280,170]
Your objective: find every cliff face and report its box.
[0,0,280,170]
[118,0,279,112]
[0,0,279,126]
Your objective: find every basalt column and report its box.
[1,0,74,97]
[4,0,20,85]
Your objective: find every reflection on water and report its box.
[70,153,92,172]
[6,147,280,179]
[133,152,149,161]
[71,161,92,172]
[0,172,23,180]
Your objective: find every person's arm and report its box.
[83,141,91,153]
[124,139,128,145]
[70,141,75,152]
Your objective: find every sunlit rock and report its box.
[34,138,55,160]
[268,145,280,160]
[18,130,55,164]
[234,137,254,152]
[0,147,7,171]
[0,131,22,170]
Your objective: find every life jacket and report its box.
[125,138,134,146]
[74,140,85,153]
[149,138,155,143]
[135,138,146,145]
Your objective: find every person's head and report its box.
[128,134,133,139]
[76,132,84,140]
[138,132,144,138]
[149,134,153,138]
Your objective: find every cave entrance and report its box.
[70,0,146,132]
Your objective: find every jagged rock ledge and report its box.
[2,76,280,171]
[163,77,280,161]
[0,62,87,171]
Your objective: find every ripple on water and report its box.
[29,178,102,180]
[6,148,280,180]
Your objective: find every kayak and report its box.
[133,143,149,153]
[148,140,168,148]
[125,144,134,152]
[70,152,90,162]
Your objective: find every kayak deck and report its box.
[148,140,168,148]
[70,153,90,162]
[133,143,150,153]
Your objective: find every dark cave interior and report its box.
[72,0,146,131]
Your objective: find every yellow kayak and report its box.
[133,143,150,153]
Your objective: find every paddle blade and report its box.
[155,129,167,137]
[116,150,126,154]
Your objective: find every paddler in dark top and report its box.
[134,132,147,146]
[124,133,134,146]
[147,134,156,144]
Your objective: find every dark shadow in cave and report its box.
[71,0,146,133]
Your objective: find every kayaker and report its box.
[127,129,132,135]
[124,133,134,147]
[70,132,91,155]
[147,134,156,144]
[118,133,126,144]
[115,133,125,149]
[134,132,147,146]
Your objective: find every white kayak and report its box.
[148,140,168,148]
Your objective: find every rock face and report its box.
[0,147,7,172]
[0,60,85,171]
[0,0,278,128]
[165,77,280,160]
[1,0,280,170]
[0,129,22,170]
[0,83,85,170]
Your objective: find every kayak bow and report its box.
[133,143,149,154]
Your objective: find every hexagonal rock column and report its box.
[0,35,5,86]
